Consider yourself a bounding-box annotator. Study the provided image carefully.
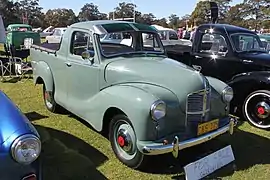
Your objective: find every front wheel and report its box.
[109,114,147,169]
[243,90,270,129]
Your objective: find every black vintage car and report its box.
[167,24,270,129]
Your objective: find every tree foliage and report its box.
[0,0,270,30]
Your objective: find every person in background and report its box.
[190,26,198,42]
[178,28,183,39]
[182,27,187,39]
[183,28,191,40]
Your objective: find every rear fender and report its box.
[32,61,54,91]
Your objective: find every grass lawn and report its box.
[1,80,270,180]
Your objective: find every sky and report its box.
[39,0,244,19]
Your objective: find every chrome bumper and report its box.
[142,117,237,157]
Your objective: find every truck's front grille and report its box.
[186,89,211,123]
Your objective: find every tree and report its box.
[0,0,21,26]
[168,14,180,29]
[136,13,155,24]
[242,0,270,30]
[18,0,44,27]
[153,18,169,27]
[77,3,107,21]
[44,8,77,27]
[109,2,136,20]
[190,0,232,26]
[178,14,190,28]
[225,3,249,28]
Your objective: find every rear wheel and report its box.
[243,90,270,129]
[42,84,61,113]
[109,114,147,169]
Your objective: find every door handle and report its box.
[65,62,72,67]
[242,59,253,64]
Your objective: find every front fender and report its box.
[206,76,229,117]
[90,85,159,141]
[31,60,54,91]
[227,71,270,106]
[228,71,270,86]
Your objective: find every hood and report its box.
[237,52,270,67]
[105,56,206,104]
[0,91,37,145]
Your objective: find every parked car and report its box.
[6,24,40,50]
[30,20,237,169]
[166,24,270,129]
[0,90,41,180]
[258,33,270,53]
[45,27,67,43]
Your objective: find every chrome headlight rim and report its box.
[11,134,41,165]
[150,100,166,121]
[222,86,234,103]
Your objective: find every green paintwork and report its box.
[6,24,40,49]
[258,34,270,42]
[30,20,231,149]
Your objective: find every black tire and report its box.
[42,84,61,113]
[242,90,270,129]
[109,114,147,169]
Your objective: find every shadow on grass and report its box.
[140,128,270,179]
[34,124,109,180]
[25,111,48,121]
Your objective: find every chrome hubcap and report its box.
[114,122,137,160]
[255,101,270,119]
[244,92,270,128]
[44,91,53,108]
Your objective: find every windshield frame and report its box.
[229,32,266,53]
[96,30,166,59]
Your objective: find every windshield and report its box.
[98,31,165,58]
[230,33,266,52]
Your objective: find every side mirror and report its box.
[81,51,90,59]
[81,51,94,64]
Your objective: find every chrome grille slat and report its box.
[186,77,211,123]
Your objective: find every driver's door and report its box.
[191,33,244,82]
[66,29,100,117]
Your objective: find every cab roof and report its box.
[69,20,158,34]
[198,24,256,35]
[7,24,32,28]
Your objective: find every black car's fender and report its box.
[227,71,270,112]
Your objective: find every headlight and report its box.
[222,86,234,103]
[150,100,166,121]
[11,134,41,165]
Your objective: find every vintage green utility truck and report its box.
[6,24,40,50]
[30,20,237,170]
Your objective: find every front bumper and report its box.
[142,116,237,157]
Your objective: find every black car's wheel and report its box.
[42,84,61,113]
[243,90,270,129]
[109,114,147,169]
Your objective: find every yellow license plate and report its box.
[197,119,219,136]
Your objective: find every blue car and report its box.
[0,90,41,180]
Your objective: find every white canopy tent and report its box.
[151,24,175,31]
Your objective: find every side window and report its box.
[53,30,60,36]
[169,31,178,40]
[199,33,228,54]
[142,33,162,52]
[70,31,93,57]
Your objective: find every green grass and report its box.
[1,80,270,180]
